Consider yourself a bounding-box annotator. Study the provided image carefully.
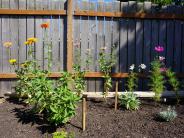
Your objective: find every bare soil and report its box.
[0,98,184,138]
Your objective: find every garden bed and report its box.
[0,98,184,138]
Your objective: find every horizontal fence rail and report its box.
[0,72,184,79]
[0,0,184,96]
[0,9,183,20]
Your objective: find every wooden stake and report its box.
[67,0,73,72]
[115,81,118,111]
[82,97,86,131]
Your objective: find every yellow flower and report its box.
[24,41,29,45]
[9,59,16,65]
[3,42,12,48]
[25,37,38,45]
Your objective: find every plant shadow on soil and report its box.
[6,97,83,135]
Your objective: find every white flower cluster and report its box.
[129,64,146,71]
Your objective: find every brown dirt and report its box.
[0,98,184,138]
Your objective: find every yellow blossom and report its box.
[25,37,38,45]
[9,59,16,65]
[3,42,12,48]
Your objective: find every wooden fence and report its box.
[0,0,184,96]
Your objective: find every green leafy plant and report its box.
[166,69,180,104]
[119,92,140,110]
[48,72,80,125]
[52,130,74,138]
[26,69,53,114]
[13,23,81,126]
[158,106,177,122]
[98,46,116,97]
[149,45,165,102]
[126,64,138,92]
[149,60,165,101]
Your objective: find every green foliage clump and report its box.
[26,69,53,114]
[98,46,116,97]
[15,61,33,98]
[119,92,140,110]
[159,106,177,122]
[149,60,165,102]
[166,69,180,104]
[48,72,80,125]
[52,130,74,138]
[14,24,81,126]
[126,67,138,92]
[154,0,173,7]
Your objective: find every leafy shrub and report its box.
[166,69,180,104]
[159,106,177,122]
[98,46,116,97]
[119,92,140,110]
[126,64,138,92]
[149,60,165,102]
[52,130,74,138]
[48,72,80,125]
[26,69,53,114]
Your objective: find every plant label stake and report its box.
[115,81,119,111]
[82,96,87,131]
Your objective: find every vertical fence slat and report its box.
[51,0,60,72]
[87,2,96,92]
[166,5,174,69]
[59,0,65,71]
[1,0,11,94]
[9,0,19,93]
[127,1,136,69]
[95,2,104,92]
[18,0,27,65]
[136,2,144,90]
[112,1,120,73]
[80,1,89,92]
[143,2,152,90]
[27,0,35,61]
[120,2,128,91]
[35,0,43,69]
[174,6,182,72]
[151,4,159,61]
[159,6,167,67]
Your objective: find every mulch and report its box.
[0,97,184,138]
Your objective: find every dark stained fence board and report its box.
[127,1,136,69]
[174,6,182,72]
[136,2,144,90]
[166,6,175,69]
[143,2,152,91]
[120,2,128,91]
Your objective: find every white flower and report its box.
[129,64,135,71]
[139,64,146,70]
[100,47,107,51]
[159,56,165,61]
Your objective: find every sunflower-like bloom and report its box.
[3,42,12,48]
[25,37,38,45]
[41,22,49,29]
[9,59,16,65]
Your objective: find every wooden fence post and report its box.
[67,0,73,72]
